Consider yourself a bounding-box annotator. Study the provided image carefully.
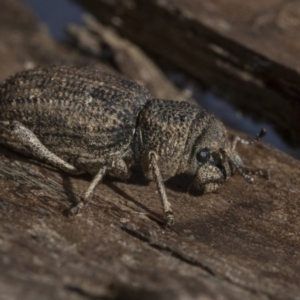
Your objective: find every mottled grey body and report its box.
[0,66,267,226]
[0,66,152,172]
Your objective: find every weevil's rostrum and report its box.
[0,66,267,226]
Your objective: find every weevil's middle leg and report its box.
[0,121,84,175]
[69,157,130,215]
[150,152,174,227]
[69,166,108,215]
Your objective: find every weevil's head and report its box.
[181,112,267,194]
[136,100,267,191]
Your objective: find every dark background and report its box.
[21,0,300,159]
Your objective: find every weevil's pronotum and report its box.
[0,66,268,225]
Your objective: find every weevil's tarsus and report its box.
[69,200,85,215]
[149,151,174,226]
[243,167,270,179]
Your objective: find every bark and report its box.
[67,15,195,103]
[1,1,300,300]
[77,0,300,147]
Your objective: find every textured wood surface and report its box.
[67,15,196,104]
[1,1,300,300]
[78,0,300,147]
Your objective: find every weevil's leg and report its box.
[149,152,174,226]
[243,167,270,179]
[221,149,254,183]
[0,121,83,175]
[69,166,108,215]
[84,167,108,201]
[69,157,130,215]
[222,149,269,183]
[232,128,267,151]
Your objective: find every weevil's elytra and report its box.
[0,66,268,226]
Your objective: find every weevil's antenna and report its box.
[232,128,267,151]
[221,149,254,183]
[222,128,270,183]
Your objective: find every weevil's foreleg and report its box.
[229,129,269,181]
[221,149,254,183]
[243,167,270,179]
[222,149,270,183]
[149,152,174,227]
[0,121,83,175]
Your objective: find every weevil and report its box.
[0,66,268,226]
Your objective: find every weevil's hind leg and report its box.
[149,152,174,227]
[0,121,83,175]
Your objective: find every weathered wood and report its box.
[0,0,114,82]
[77,0,300,146]
[67,15,195,103]
[2,117,300,300]
[1,1,300,300]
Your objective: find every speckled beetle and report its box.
[0,66,268,226]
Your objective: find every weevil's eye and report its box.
[196,148,211,164]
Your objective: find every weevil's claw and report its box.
[68,200,85,216]
[244,174,254,184]
[164,211,175,228]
